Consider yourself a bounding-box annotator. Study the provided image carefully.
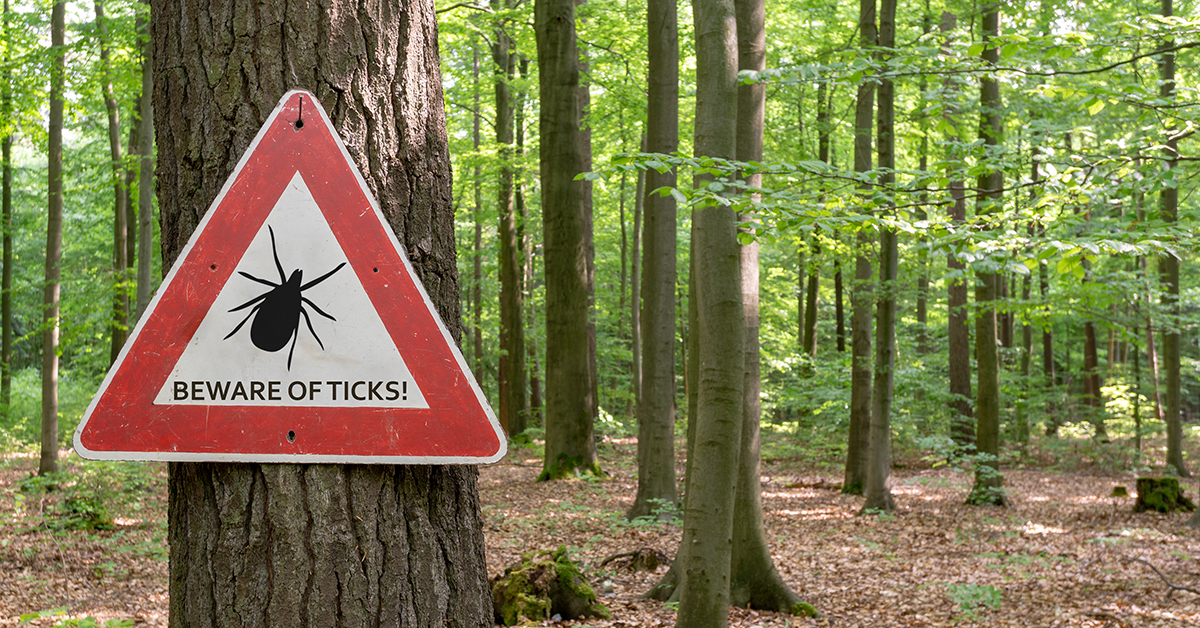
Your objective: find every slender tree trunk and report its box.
[803,83,825,357]
[797,244,805,350]
[1159,0,1188,477]
[843,0,876,497]
[863,0,896,514]
[96,0,130,365]
[40,0,66,476]
[516,56,542,427]
[628,142,643,420]
[155,0,493,624]
[968,2,1007,507]
[1,0,11,417]
[471,40,485,390]
[537,0,598,479]
[134,2,155,319]
[494,11,527,437]
[834,259,845,352]
[1018,271,1032,446]
[942,11,974,451]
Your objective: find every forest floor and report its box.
[2,435,1200,627]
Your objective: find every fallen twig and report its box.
[1124,556,1200,599]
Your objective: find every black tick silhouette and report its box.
[224,225,346,370]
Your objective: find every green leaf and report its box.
[968,43,984,57]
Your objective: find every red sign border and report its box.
[73,90,506,464]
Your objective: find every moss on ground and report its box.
[491,546,609,626]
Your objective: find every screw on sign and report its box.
[223,225,347,369]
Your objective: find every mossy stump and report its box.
[1135,477,1196,514]
[491,546,611,626]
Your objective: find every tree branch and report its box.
[1124,557,1200,599]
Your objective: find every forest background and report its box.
[0,0,1199,625]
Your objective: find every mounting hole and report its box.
[287,430,296,443]
[293,119,304,130]
[210,264,217,270]
[372,267,379,273]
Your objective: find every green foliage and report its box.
[945,583,1002,621]
[13,458,155,530]
[18,607,133,628]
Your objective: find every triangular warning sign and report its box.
[74,90,505,464]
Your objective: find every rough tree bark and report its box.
[968,2,1008,507]
[96,0,131,364]
[537,0,599,479]
[40,0,65,477]
[843,0,876,497]
[155,0,493,624]
[628,0,679,521]
[863,0,896,514]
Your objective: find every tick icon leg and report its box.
[302,297,336,321]
[286,328,299,371]
[300,308,325,350]
[228,292,269,314]
[268,226,287,283]
[224,304,263,340]
[237,271,278,289]
[300,262,346,291]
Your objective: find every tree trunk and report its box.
[1040,238,1056,435]
[155,0,493,624]
[728,0,805,611]
[942,11,974,452]
[863,0,896,515]
[537,0,599,480]
[803,82,824,358]
[1160,0,1188,478]
[968,2,1007,507]
[134,2,155,319]
[516,56,542,427]
[628,0,678,520]
[843,0,876,497]
[40,0,66,477]
[96,0,130,365]
[494,12,528,437]
[1,0,11,418]
[674,0,742,623]
[1083,319,1106,439]
[834,259,845,352]
[472,40,485,391]
[628,147,643,420]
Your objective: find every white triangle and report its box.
[153,172,429,409]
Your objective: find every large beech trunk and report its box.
[730,0,804,611]
[628,0,679,520]
[154,0,492,625]
[536,0,599,480]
